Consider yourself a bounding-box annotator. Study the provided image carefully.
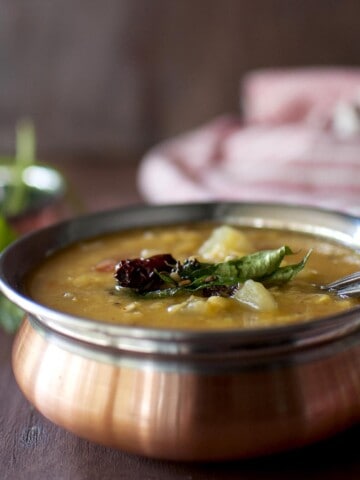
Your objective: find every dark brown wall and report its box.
[1,0,360,158]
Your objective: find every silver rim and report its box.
[1,201,360,357]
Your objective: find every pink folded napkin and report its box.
[242,68,360,127]
[138,68,360,214]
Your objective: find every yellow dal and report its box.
[27,224,360,330]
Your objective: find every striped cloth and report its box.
[242,67,360,127]
[138,68,360,215]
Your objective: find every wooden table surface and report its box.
[2,160,360,480]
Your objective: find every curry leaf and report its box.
[176,246,295,291]
[262,249,312,285]
[210,246,293,283]
[136,246,311,298]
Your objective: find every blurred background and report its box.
[2,0,360,160]
[1,0,360,330]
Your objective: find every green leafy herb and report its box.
[115,247,312,299]
[179,246,296,289]
[0,215,22,333]
[0,294,23,334]
[2,120,36,216]
[0,121,35,332]
[0,214,16,251]
[262,249,312,285]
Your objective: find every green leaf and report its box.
[0,214,22,333]
[0,295,23,333]
[215,246,293,283]
[3,119,36,216]
[136,246,311,299]
[0,215,16,251]
[0,120,36,333]
[178,246,296,291]
[262,249,313,285]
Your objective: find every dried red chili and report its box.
[114,254,176,293]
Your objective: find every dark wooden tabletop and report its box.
[2,159,360,480]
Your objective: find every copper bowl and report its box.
[2,202,360,461]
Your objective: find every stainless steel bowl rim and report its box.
[2,201,360,358]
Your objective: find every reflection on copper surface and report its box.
[12,317,360,461]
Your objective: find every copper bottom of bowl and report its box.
[12,315,360,461]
